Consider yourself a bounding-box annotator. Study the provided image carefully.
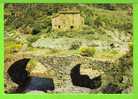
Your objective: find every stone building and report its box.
[52,11,84,31]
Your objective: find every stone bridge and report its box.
[4,52,130,92]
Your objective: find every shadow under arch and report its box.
[7,58,55,93]
[7,58,30,86]
[70,64,102,89]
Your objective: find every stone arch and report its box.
[70,64,102,89]
[6,57,55,93]
[7,58,30,86]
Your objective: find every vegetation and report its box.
[70,40,82,50]
[4,3,133,62]
[79,46,96,57]
[4,4,133,93]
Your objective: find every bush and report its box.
[41,16,52,32]
[27,36,40,44]
[24,26,32,34]
[5,40,23,53]
[32,28,41,35]
[13,18,24,29]
[31,24,41,35]
[94,16,105,28]
[25,17,34,26]
[79,46,96,57]
[27,36,40,47]
[49,48,60,54]
[70,40,82,50]
[110,50,118,55]
[84,15,93,26]
[128,42,133,56]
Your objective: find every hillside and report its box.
[4,4,133,93]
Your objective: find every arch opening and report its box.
[70,64,102,89]
[7,58,55,93]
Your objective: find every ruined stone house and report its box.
[52,11,84,31]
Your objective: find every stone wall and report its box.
[52,13,84,31]
[4,52,132,93]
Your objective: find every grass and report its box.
[4,39,23,54]
[79,46,96,57]
[94,49,126,60]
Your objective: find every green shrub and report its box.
[81,26,95,34]
[24,26,32,34]
[41,16,52,32]
[32,24,41,35]
[27,36,40,47]
[84,15,93,26]
[13,18,24,29]
[128,42,133,56]
[27,36,40,43]
[24,16,34,26]
[70,40,82,50]
[110,50,118,55]
[32,28,41,35]
[94,16,105,28]
[79,46,96,57]
[48,48,60,54]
